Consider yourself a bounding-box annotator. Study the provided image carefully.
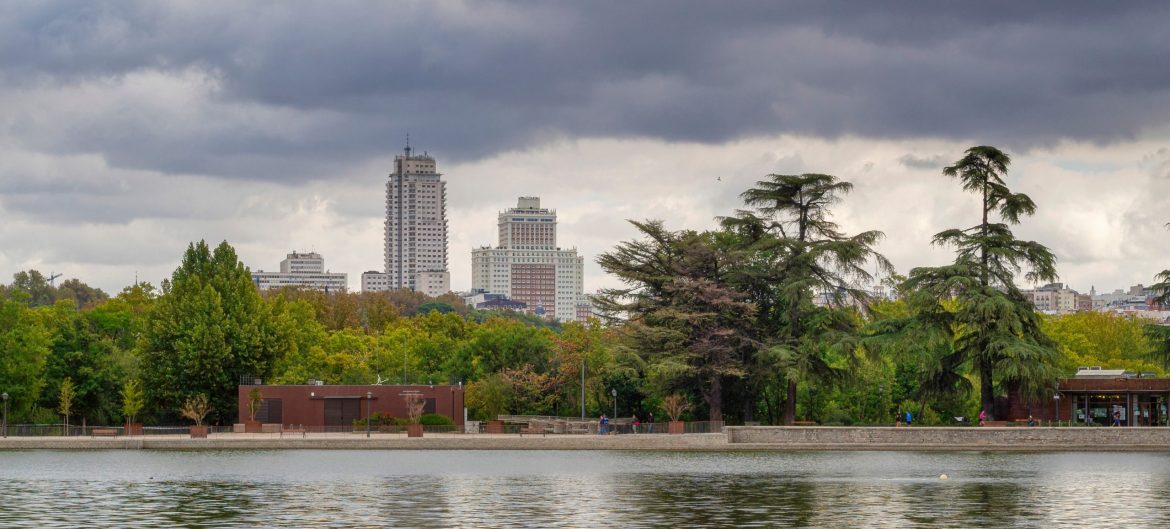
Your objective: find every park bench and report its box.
[91,428,118,437]
[981,421,1010,427]
[793,421,817,426]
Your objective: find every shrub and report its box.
[419,413,454,426]
[353,411,404,428]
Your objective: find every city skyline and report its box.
[0,3,1168,296]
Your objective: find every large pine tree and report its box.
[596,221,754,421]
[722,173,890,425]
[903,146,1061,419]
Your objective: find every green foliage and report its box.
[419,413,454,426]
[38,300,130,425]
[58,377,75,423]
[416,302,455,315]
[898,146,1061,419]
[1042,312,1160,375]
[0,294,51,422]
[353,411,404,428]
[121,379,145,423]
[140,240,288,424]
[596,223,755,421]
[465,373,512,421]
[247,387,262,421]
[2,270,108,308]
[719,173,891,424]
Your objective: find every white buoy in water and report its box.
[939,474,949,480]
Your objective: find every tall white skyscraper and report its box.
[370,144,450,297]
[472,197,589,322]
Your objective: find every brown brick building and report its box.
[237,384,465,430]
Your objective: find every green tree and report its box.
[39,300,129,425]
[121,379,145,425]
[54,278,109,308]
[6,270,56,307]
[902,146,1061,419]
[1042,312,1160,375]
[597,222,755,421]
[721,173,890,424]
[0,293,52,422]
[140,241,289,424]
[58,377,75,434]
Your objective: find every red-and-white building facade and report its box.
[471,197,591,322]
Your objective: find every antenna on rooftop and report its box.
[405,133,412,156]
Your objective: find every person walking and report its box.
[632,414,641,434]
[647,412,655,433]
[978,409,987,426]
[904,410,912,426]
[598,414,608,435]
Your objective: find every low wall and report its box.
[0,433,729,451]
[725,426,1170,451]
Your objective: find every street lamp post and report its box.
[2,392,7,438]
[877,384,884,424]
[580,360,586,419]
[366,391,373,438]
[611,388,617,420]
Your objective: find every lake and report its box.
[0,450,1166,528]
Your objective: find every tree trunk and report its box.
[980,358,996,421]
[708,374,722,423]
[783,378,797,425]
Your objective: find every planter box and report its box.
[668,421,685,435]
[244,420,263,433]
[484,420,504,434]
[124,423,144,436]
[190,425,209,438]
[407,424,424,438]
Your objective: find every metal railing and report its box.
[0,424,235,437]
[0,421,727,438]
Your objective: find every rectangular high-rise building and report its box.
[377,145,450,297]
[472,197,588,322]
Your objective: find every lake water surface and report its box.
[1,449,1167,528]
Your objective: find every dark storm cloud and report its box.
[2,1,1169,182]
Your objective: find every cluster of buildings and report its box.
[1020,283,1169,322]
[250,145,592,323]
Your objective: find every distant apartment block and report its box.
[461,290,528,311]
[361,271,391,292]
[1022,283,1091,314]
[252,251,347,292]
[373,144,450,297]
[471,197,588,322]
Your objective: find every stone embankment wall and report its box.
[725,426,1170,451]
[0,433,729,451]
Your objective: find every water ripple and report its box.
[1,450,1169,528]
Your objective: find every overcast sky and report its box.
[2,1,1169,296]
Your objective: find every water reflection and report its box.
[2,450,1170,528]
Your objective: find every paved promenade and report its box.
[5,427,1170,451]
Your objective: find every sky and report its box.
[1,1,1169,296]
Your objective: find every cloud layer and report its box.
[1,2,1168,295]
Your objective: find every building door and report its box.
[258,398,282,424]
[324,398,361,428]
